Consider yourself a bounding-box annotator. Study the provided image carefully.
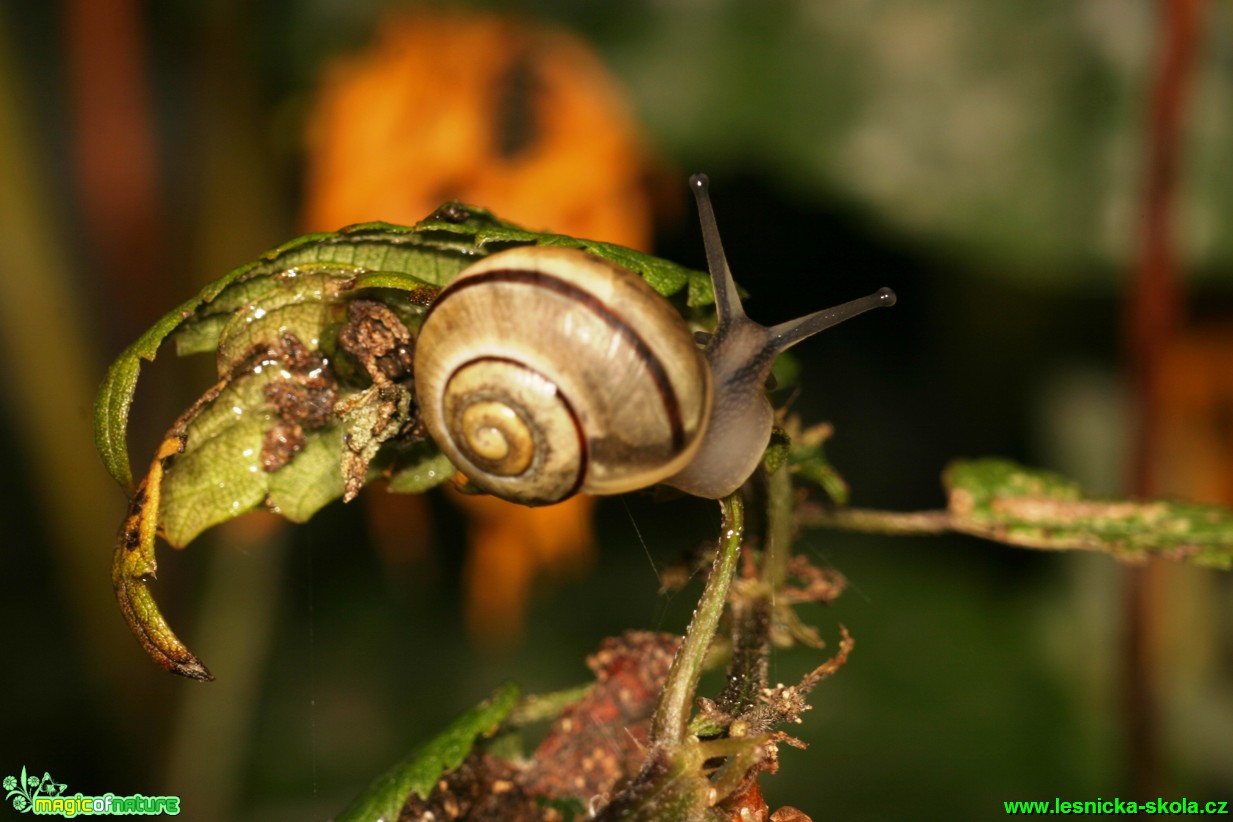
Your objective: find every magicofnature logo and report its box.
[3,767,180,816]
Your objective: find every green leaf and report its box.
[945,458,1233,569]
[385,444,457,495]
[94,230,347,489]
[335,682,521,822]
[787,424,849,506]
[158,375,272,547]
[156,372,348,546]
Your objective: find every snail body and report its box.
[414,175,895,505]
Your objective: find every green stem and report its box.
[507,684,591,726]
[650,492,744,747]
[763,460,794,587]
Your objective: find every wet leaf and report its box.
[414,211,710,304]
[96,223,456,490]
[157,373,349,546]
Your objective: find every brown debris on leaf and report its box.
[260,333,339,471]
[334,300,420,500]
[399,753,559,822]
[336,383,413,502]
[338,299,415,386]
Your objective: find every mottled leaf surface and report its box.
[945,458,1233,569]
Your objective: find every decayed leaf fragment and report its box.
[522,632,681,799]
[335,299,418,501]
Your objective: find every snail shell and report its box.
[414,246,713,505]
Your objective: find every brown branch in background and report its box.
[65,0,170,344]
[1130,0,1204,496]
[1124,0,1205,798]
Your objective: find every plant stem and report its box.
[650,492,744,747]
[507,684,591,726]
[763,459,794,588]
[798,506,952,535]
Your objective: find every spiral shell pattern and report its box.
[414,246,712,505]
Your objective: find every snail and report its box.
[413,174,895,505]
